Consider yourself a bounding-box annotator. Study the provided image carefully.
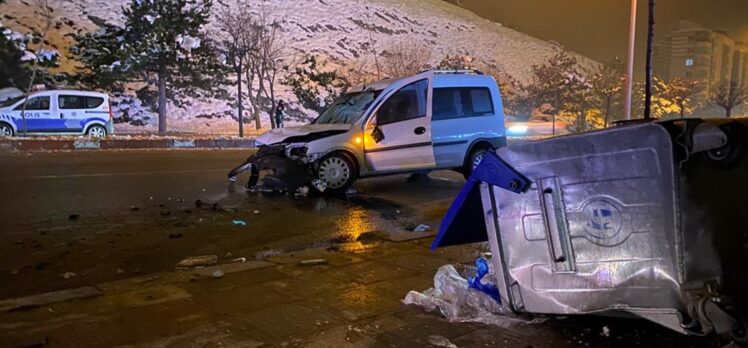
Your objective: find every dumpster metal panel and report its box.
[489,124,686,325]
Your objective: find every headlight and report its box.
[285,144,308,159]
[507,125,528,135]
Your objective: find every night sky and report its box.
[461,0,748,69]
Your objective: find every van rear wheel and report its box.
[463,147,489,180]
[316,153,355,194]
[86,125,107,137]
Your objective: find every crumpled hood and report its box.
[255,123,351,145]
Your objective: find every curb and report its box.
[0,138,256,151]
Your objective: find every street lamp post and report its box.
[624,0,637,120]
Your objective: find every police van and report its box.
[0,90,114,137]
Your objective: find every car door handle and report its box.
[414,127,426,135]
[60,113,64,119]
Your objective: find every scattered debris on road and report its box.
[168,232,183,239]
[299,259,328,266]
[231,257,247,263]
[295,186,310,198]
[412,224,431,233]
[176,255,218,268]
[403,264,545,328]
[61,272,77,279]
[129,205,140,211]
[311,179,327,193]
[212,270,224,278]
[68,214,79,220]
[232,219,247,226]
[602,326,611,337]
[427,335,458,348]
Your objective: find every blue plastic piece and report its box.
[232,219,247,226]
[467,258,501,303]
[431,152,530,251]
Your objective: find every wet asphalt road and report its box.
[0,149,464,298]
[0,149,463,223]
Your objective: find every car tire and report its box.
[0,122,14,137]
[86,124,107,138]
[463,146,490,180]
[316,153,356,194]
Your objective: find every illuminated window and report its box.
[685,58,694,66]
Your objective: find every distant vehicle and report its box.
[506,115,569,137]
[230,70,507,193]
[0,90,114,137]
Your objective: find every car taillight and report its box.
[108,100,113,120]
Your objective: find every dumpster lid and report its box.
[431,152,531,251]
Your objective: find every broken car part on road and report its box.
[432,118,748,341]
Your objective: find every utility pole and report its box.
[643,0,655,120]
[624,0,637,120]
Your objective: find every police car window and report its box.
[377,79,428,125]
[432,87,494,120]
[14,96,50,111]
[59,95,86,109]
[86,97,104,109]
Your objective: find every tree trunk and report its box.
[726,107,732,117]
[552,114,556,135]
[679,101,685,118]
[604,97,612,127]
[157,64,168,135]
[237,61,244,138]
[643,0,655,120]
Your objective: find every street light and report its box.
[624,0,637,120]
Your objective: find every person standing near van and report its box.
[275,100,285,128]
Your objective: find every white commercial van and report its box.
[229,70,507,193]
[0,90,114,137]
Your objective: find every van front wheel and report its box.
[316,153,355,194]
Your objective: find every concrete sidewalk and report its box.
[0,238,722,348]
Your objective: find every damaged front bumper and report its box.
[227,144,318,192]
[227,144,313,191]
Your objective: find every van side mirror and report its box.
[371,125,385,143]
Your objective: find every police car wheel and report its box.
[0,123,13,137]
[86,125,107,138]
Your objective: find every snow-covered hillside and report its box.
[1,0,599,134]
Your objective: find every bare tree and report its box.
[592,58,625,127]
[20,0,55,136]
[243,12,287,130]
[380,41,432,78]
[711,80,747,117]
[666,78,701,118]
[215,1,257,137]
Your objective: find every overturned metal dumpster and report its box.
[432,118,748,340]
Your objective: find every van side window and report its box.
[14,96,50,111]
[86,97,104,108]
[432,87,494,121]
[59,95,86,109]
[377,79,428,125]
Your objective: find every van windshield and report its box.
[313,91,381,125]
[0,96,25,108]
